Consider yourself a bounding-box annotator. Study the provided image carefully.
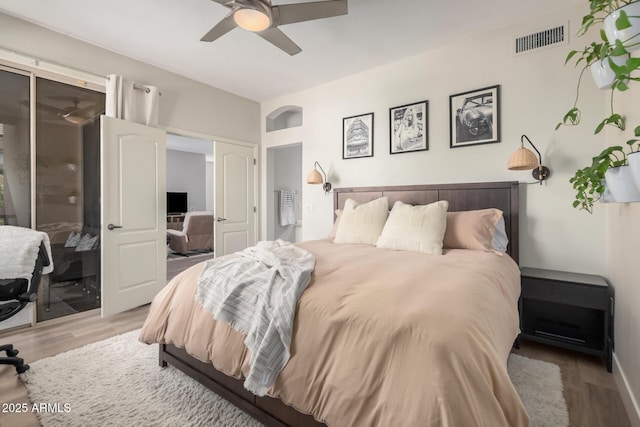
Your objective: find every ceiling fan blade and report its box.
[201,13,238,42]
[257,28,302,55]
[36,102,65,116]
[273,0,348,26]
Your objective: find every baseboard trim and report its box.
[614,352,640,427]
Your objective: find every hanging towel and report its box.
[279,190,296,227]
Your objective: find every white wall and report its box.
[261,4,606,274]
[166,150,206,212]
[606,88,640,425]
[0,13,260,144]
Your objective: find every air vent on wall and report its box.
[514,23,567,55]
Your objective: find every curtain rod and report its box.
[133,83,162,96]
[106,75,162,96]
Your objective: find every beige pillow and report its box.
[376,200,449,255]
[327,209,343,240]
[334,197,389,244]
[443,208,503,251]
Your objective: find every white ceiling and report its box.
[0,0,584,102]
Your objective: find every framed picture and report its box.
[343,112,374,159]
[389,100,428,154]
[449,85,500,148]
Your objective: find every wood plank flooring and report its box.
[0,306,632,427]
[512,341,631,427]
[0,305,149,427]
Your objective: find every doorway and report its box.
[164,133,258,280]
[165,134,215,280]
[266,143,302,243]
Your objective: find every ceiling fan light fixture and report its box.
[63,115,87,125]
[233,8,271,32]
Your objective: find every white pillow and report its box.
[376,200,449,255]
[333,197,389,245]
[64,231,82,247]
[76,233,98,251]
[492,215,509,252]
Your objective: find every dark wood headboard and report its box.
[333,181,519,264]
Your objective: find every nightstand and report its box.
[518,267,614,372]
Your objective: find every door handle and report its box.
[107,224,123,230]
[216,217,227,222]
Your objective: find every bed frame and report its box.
[159,181,520,427]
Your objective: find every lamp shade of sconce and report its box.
[306,169,323,184]
[507,147,538,170]
[233,7,271,32]
[508,135,551,184]
[306,161,332,193]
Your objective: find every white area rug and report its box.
[22,330,568,426]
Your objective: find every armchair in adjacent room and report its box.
[167,211,214,254]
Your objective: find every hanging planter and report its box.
[628,151,640,191]
[590,54,630,89]
[605,165,640,202]
[604,1,640,51]
[601,179,616,203]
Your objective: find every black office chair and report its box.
[0,242,50,374]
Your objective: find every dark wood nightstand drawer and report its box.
[521,277,609,310]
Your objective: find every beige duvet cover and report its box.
[140,239,529,426]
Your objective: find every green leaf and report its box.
[615,79,630,91]
[600,29,608,41]
[611,39,628,56]
[628,57,640,70]
[635,125,640,137]
[595,120,606,134]
[565,50,578,64]
[563,107,581,126]
[616,10,632,31]
[580,15,595,35]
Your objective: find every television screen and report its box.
[167,192,187,215]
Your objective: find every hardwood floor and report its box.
[167,252,214,282]
[512,340,632,427]
[0,306,632,427]
[0,305,149,427]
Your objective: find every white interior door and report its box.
[101,116,166,317]
[214,141,256,256]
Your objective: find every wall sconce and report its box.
[507,135,551,185]
[306,161,332,193]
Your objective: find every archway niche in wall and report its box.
[266,105,303,132]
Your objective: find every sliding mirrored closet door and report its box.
[0,64,106,322]
[35,78,105,321]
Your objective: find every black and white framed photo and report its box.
[343,112,374,159]
[389,100,428,154]
[449,85,500,148]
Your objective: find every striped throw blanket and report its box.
[195,239,315,396]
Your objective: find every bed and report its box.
[139,181,527,426]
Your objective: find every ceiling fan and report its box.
[21,98,102,126]
[201,0,348,55]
